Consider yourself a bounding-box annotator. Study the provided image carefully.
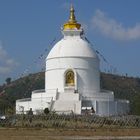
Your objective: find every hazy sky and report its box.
[0,0,140,84]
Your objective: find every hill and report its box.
[0,72,140,115]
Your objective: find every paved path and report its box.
[49,136,140,140]
[1,135,140,140]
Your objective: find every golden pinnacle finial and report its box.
[69,4,76,23]
[63,4,81,30]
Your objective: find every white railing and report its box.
[16,98,31,102]
[100,89,114,94]
[32,89,45,94]
[115,99,130,103]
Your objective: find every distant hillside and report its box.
[101,73,140,115]
[0,72,140,115]
[0,72,45,114]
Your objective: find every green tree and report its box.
[5,77,11,85]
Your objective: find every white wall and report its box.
[53,100,81,114]
[96,100,129,116]
[45,57,100,97]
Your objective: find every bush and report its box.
[44,108,50,115]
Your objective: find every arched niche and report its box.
[65,70,75,86]
[64,69,78,92]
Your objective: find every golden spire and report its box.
[69,5,76,23]
[63,5,81,30]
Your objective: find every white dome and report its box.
[47,36,98,60]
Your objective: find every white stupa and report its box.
[16,6,129,116]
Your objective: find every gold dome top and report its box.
[63,5,81,30]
